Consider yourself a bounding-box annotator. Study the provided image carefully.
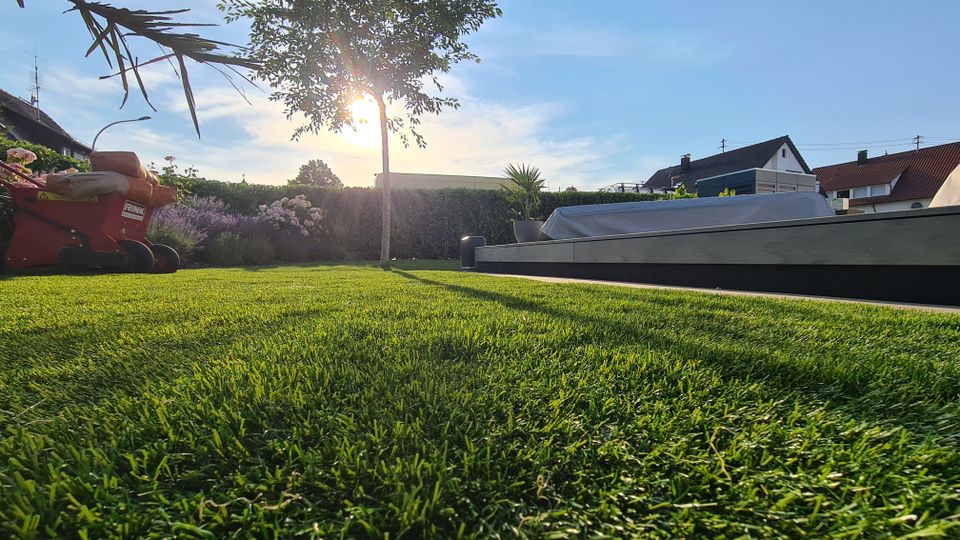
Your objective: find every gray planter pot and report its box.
[513,220,545,243]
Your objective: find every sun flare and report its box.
[340,97,380,147]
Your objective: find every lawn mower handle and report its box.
[0,161,46,189]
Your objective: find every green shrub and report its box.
[0,136,89,173]
[204,232,277,266]
[240,235,276,265]
[205,232,245,266]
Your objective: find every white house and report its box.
[642,136,818,197]
[814,142,960,213]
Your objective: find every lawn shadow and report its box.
[393,270,960,444]
[238,259,460,272]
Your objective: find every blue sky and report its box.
[2,0,959,189]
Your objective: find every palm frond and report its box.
[18,0,261,137]
[502,163,546,220]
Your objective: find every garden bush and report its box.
[205,231,277,267]
[146,221,203,264]
[147,196,246,265]
[0,136,89,173]
[254,195,326,261]
[204,232,245,266]
[238,234,276,265]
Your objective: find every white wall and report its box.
[931,163,960,207]
[856,198,932,213]
[763,143,806,173]
[374,172,508,190]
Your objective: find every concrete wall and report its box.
[374,172,508,190]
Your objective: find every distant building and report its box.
[598,182,673,194]
[0,88,91,159]
[374,172,508,190]
[642,136,818,196]
[814,143,960,213]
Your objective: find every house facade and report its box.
[0,88,91,159]
[642,136,818,196]
[814,143,960,213]
[374,172,508,190]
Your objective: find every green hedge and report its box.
[0,136,90,173]
[191,180,664,260]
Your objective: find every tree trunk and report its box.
[376,94,391,269]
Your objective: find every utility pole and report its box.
[720,138,726,152]
[914,134,922,151]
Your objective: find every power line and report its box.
[798,144,917,152]
[797,137,914,146]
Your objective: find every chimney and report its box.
[680,154,691,172]
[857,149,868,165]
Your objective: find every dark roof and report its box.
[0,88,91,152]
[814,142,960,206]
[643,136,811,191]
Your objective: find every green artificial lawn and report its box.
[1,262,958,538]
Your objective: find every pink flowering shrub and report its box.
[258,195,325,238]
[256,195,326,261]
[2,148,39,187]
[6,148,37,165]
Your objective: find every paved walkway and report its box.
[488,274,960,314]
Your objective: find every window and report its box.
[911,202,923,209]
[781,149,786,158]
[869,185,888,196]
[837,189,850,198]
[852,187,869,198]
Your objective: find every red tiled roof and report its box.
[822,166,906,190]
[814,142,960,206]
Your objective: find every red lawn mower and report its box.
[0,152,180,273]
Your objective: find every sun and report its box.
[340,97,380,147]
[348,97,379,125]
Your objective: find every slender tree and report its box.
[220,0,501,269]
[289,159,343,187]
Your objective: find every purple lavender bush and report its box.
[149,194,326,266]
[148,196,248,265]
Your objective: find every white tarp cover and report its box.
[540,192,835,240]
